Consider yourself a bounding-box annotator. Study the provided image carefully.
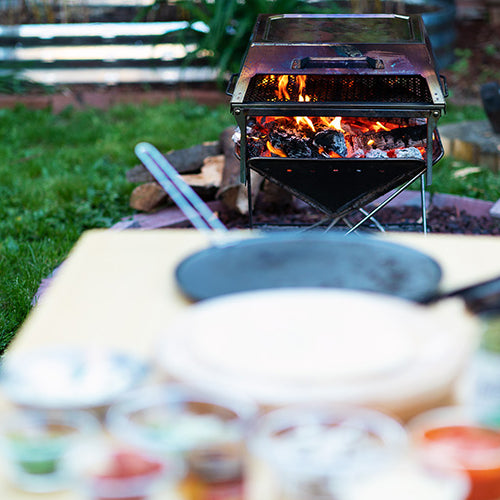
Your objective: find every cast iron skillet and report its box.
[175,233,500,313]
[175,233,443,303]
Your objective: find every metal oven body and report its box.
[227,14,447,232]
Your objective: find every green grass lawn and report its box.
[428,103,500,200]
[0,99,233,352]
[0,98,499,353]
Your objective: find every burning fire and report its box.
[245,75,428,160]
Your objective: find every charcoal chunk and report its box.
[366,149,389,158]
[285,136,312,158]
[396,147,423,160]
[247,138,265,158]
[313,129,348,157]
[269,130,312,158]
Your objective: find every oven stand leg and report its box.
[342,218,354,230]
[325,217,342,231]
[345,170,424,236]
[358,208,385,232]
[247,165,253,229]
[301,216,335,232]
[420,173,428,235]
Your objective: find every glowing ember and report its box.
[245,115,427,160]
[240,75,428,160]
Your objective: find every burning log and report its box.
[396,147,425,160]
[351,124,427,152]
[366,149,389,159]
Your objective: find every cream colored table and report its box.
[9,229,500,357]
[3,229,500,499]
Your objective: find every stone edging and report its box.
[374,189,500,220]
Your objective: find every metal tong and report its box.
[134,142,228,233]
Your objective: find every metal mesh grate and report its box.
[244,74,433,103]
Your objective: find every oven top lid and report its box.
[252,14,424,46]
[229,13,446,109]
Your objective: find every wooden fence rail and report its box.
[0,1,216,85]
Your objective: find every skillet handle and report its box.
[423,275,500,315]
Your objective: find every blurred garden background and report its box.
[0,0,499,351]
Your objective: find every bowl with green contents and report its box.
[0,408,99,492]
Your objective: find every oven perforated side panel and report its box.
[244,74,433,103]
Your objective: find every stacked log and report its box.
[126,127,267,216]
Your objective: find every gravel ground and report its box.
[375,205,500,235]
[220,195,500,235]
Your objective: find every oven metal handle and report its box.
[439,74,449,98]
[292,56,384,70]
[226,73,238,96]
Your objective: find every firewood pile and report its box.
[126,126,293,218]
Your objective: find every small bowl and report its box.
[247,404,408,500]
[105,384,257,495]
[0,408,99,492]
[75,443,167,500]
[0,346,149,410]
[106,385,256,458]
[408,406,500,500]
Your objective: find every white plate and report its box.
[156,289,478,419]
[0,347,149,409]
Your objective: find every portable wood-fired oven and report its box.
[227,13,447,233]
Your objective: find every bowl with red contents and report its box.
[75,444,168,500]
[408,406,500,500]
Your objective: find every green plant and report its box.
[448,48,473,76]
[440,102,487,124]
[430,158,500,201]
[484,44,497,57]
[0,72,54,95]
[174,0,338,82]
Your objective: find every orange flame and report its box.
[295,115,316,132]
[373,121,393,132]
[318,146,342,158]
[297,74,307,96]
[266,141,287,157]
[277,75,290,100]
[276,74,312,102]
[329,116,344,132]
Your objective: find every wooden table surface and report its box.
[2,229,500,499]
